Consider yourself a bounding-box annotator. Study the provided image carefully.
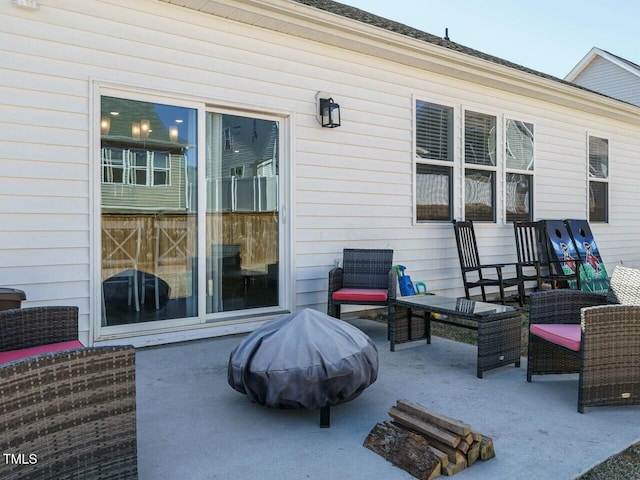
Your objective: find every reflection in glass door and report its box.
[205,113,279,313]
[100,96,197,326]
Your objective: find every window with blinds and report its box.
[415,100,453,221]
[588,136,609,222]
[465,111,496,221]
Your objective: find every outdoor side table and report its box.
[389,294,522,378]
[0,288,26,311]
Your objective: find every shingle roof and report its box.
[293,0,573,85]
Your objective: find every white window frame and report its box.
[587,134,609,223]
[463,109,498,222]
[413,96,456,223]
[152,151,172,187]
[504,117,535,222]
[101,147,128,184]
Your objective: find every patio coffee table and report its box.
[388,294,522,378]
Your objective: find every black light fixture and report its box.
[316,92,341,128]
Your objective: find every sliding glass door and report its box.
[205,112,279,313]
[99,94,281,330]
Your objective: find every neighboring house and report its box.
[2,0,640,347]
[565,47,640,107]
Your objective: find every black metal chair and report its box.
[327,248,395,319]
[452,220,523,306]
[513,220,581,300]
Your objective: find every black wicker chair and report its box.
[513,220,581,300]
[0,307,138,479]
[0,306,79,352]
[452,220,523,306]
[527,265,640,413]
[327,248,395,319]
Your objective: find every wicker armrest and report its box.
[0,306,79,352]
[0,346,137,479]
[327,267,344,293]
[529,290,606,326]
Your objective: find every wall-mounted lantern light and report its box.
[131,122,141,139]
[316,91,341,128]
[169,125,179,142]
[100,116,111,135]
[140,119,150,139]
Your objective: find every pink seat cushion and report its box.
[332,288,388,302]
[0,340,84,364]
[530,324,581,352]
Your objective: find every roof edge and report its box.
[566,46,640,82]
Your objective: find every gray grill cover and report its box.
[228,308,378,409]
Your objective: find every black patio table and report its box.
[388,294,522,378]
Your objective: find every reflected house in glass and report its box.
[100,97,191,213]
[100,96,280,326]
[100,97,196,324]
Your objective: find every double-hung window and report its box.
[588,136,608,222]
[464,111,497,221]
[415,100,453,221]
[505,119,534,222]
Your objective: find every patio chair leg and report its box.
[320,406,330,428]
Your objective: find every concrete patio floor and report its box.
[136,316,640,480]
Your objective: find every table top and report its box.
[392,294,519,318]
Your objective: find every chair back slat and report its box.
[453,221,481,270]
[342,248,393,290]
[513,221,546,265]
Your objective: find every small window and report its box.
[101,147,127,184]
[465,170,495,222]
[505,173,532,222]
[416,164,452,221]
[588,136,608,222]
[129,149,148,186]
[152,151,171,186]
[505,119,534,221]
[415,100,453,221]
[230,166,244,177]
[465,111,496,221]
[223,127,233,151]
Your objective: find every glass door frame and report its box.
[92,83,292,343]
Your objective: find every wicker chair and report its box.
[0,307,138,479]
[527,265,640,413]
[0,306,80,352]
[327,248,395,319]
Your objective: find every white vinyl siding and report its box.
[3,1,640,344]
[573,56,640,107]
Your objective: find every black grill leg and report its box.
[320,406,330,428]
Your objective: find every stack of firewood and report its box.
[363,399,495,479]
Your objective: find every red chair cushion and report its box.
[0,340,85,364]
[332,288,388,302]
[530,324,581,352]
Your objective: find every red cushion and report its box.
[0,340,85,364]
[530,324,581,352]
[332,288,388,302]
